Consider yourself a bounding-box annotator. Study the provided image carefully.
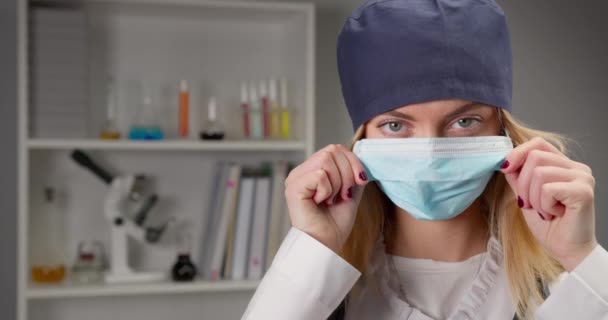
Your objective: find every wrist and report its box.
[304,229,342,254]
[559,240,599,272]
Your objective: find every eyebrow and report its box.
[385,102,484,121]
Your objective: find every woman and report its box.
[242,0,607,319]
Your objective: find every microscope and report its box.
[71,149,170,283]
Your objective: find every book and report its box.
[229,175,256,280]
[280,163,296,239]
[198,162,229,279]
[265,161,289,269]
[247,173,272,280]
[207,163,242,281]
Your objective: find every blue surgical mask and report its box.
[353,136,513,220]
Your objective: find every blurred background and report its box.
[1,0,607,319]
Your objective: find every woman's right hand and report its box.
[284,144,369,253]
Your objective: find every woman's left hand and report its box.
[501,137,598,272]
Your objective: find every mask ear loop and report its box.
[497,107,510,138]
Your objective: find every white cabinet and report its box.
[17,1,315,319]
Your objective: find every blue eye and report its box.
[452,118,480,129]
[383,121,403,132]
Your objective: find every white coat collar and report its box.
[346,234,506,320]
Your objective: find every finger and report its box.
[539,182,582,219]
[518,150,575,208]
[292,169,333,205]
[287,144,338,180]
[520,207,549,226]
[332,148,356,201]
[288,147,344,203]
[342,148,369,186]
[529,166,577,219]
[316,151,343,205]
[501,137,562,175]
[288,150,343,204]
[542,181,594,213]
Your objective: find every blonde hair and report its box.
[340,109,566,319]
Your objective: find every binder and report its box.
[229,176,256,280]
[265,161,289,269]
[208,163,242,281]
[199,162,228,279]
[247,175,272,280]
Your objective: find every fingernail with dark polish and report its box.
[517,196,524,208]
[359,171,368,181]
[347,188,353,199]
[537,212,545,221]
[500,160,510,170]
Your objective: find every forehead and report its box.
[377,99,496,119]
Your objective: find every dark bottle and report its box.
[171,253,197,282]
[171,231,197,282]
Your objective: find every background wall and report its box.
[502,0,608,248]
[1,0,606,319]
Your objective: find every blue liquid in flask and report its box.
[129,127,164,140]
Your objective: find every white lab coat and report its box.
[242,228,608,320]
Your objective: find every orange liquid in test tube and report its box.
[179,80,189,137]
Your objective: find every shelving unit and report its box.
[27,139,308,152]
[26,280,261,299]
[17,0,315,319]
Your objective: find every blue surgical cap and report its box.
[337,0,513,130]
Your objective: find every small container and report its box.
[241,83,250,138]
[171,232,197,282]
[171,254,198,282]
[178,80,190,138]
[99,80,121,140]
[71,240,106,285]
[200,96,225,140]
[129,96,164,140]
[248,83,263,139]
[259,80,270,138]
[279,77,291,139]
[269,78,281,139]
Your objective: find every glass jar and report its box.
[71,240,106,284]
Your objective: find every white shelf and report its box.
[19,0,315,318]
[26,280,260,299]
[27,139,307,152]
